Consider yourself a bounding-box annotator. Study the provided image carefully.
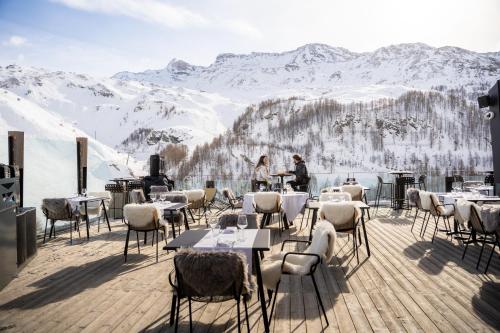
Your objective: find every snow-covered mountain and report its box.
[114,43,500,101]
[0,64,246,160]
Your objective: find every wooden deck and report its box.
[0,208,499,332]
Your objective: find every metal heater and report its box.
[478,80,500,196]
[76,137,88,195]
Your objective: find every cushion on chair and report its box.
[319,202,360,231]
[124,204,159,229]
[261,221,336,290]
[129,189,146,204]
[319,192,351,202]
[185,189,205,209]
[204,188,217,203]
[254,192,281,213]
[407,188,419,206]
[455,198,472,226]
[42,198,72,220]
[430,193,454,216]
[419,191,432,210]
[173,250,251,300]
[340,185,364,201]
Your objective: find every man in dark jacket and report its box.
[287,154,309,190]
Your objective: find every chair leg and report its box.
[174,295,180,333]
[411,208,419,232]
[269,280,280,326]
[156,230,159,263]
[43,217,49,243]
[169,294,177,326]
[484,239,498,274]
[421,212,430,237]
[431,216,440,243]
[70,218,73,244]
[136,231,140,254]
[244,298,250,333]
[462,233,472,260]
[476,238,487,270]
[353,230,359,264]
[236,297,241,333]
[311,274,329,326]
[188,297,193,333]
[124,228,130,262]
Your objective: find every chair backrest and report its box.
[173,250,250,298]
[418,175,426,183]
[340,184,363,201]
[129,189,146,204]
[150,185,169,193]
[123,203,159,229]
[41,198,72,220]
[406,188,420,207]
[455,198,472,226]
[319,192,351,202]
[222,188,236,200]
[185,189,205,209]
[469,203,486,233]
[306,220,337,263]
[319,202,359,231]
[218,213,258,229]
[204,188,217,204]
[164,193,188,204]
[377,175,384,184]
[419,191,432,210]
[254,192,281,213]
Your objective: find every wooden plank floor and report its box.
[0,207,499,332]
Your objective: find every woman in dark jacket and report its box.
[287,154,309,190]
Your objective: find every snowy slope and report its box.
[114,43,500,100]
[0,64,246,160]
[0,87,144,227]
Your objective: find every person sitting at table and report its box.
[287,154,309,190]
[254,155,271,190]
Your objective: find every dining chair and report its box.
[254,192,282,233]
[260,220,336,326]
[169,250,251,333]
[123,203,161,262]
[41,198,78,244]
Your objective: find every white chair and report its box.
[319,192,351,202]
[123,203,161,262]
[320,202,362,263]
[79,191,111,232]
[425,193,455,242]
[261,220,336,326]
[417,191,432,236]
[254,192,282,231]
[185,189,205,224]
[340,184,364,201]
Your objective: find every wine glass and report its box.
[237,215,248,241]
[285,183,292,193]
[259,183,265,192]
[160,193,167,202]
[209,216,219,237]
[82,188,87,197]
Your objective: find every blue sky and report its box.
[1,0,499,77]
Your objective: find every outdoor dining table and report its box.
[307,200,371,256]
[164,228,272,333]
[270,172,293,188]
[67,195,111,240]
[389,171,413,210]
[242,191,309,229]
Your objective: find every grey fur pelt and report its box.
[174,250,251,299]
[218,213,258,229]
[407,188,419,206]
[42,198,72,220]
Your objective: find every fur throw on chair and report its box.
[42,198,72,220]
[218,213,259,229]
[173,250,251,300]
[261,221,337,290]
[407,188,419,206]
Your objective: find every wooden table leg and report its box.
[102,199,111,231]
[253,249,270,333]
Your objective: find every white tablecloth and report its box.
[194,228,258,273]
[242,192,309,222]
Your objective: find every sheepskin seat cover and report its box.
[340,185,364,201]
[42,198,72,220]
[455,198,472,226]
[261,221,337,291]
[430,193,454,216]
[319,192,351,202]
[185,189,205,209]
[419,191,432,211]
[129,189,146,204]
[320,202,360,231]
[254,192,281,213]
[124,204,159,230]
[150,185,169,193]
[218,213,259,229]
[407,188,419,207]
[79,191,111,215]
[173,250,251,301]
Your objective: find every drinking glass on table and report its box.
[208,216,219,237]
[160,193,167,201]
[259,183,265,192]
[237,215,248,241]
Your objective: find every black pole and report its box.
[77,141,81,195]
